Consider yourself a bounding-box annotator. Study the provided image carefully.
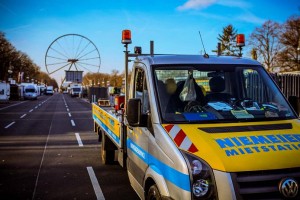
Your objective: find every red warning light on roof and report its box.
[122,30,132,44]
[236,34,245,47]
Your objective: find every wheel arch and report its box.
[144,165,170,199]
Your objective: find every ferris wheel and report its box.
[45,34,101,76]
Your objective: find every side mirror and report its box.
[126,98,141,127]
[288,96,299,116]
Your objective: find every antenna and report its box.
[198,31,209,58]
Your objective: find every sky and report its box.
[1,0,299,84]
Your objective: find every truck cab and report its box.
[70,83,82,97]
[94,54,300,199]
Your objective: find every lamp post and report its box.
[122,78,125,94]
[7,64,14,83]
[297,43,300,71]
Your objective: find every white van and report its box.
[0,83,10,101]
[45,86,54,95]
[24,84,38,100]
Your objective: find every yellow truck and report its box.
[93,31,300,200]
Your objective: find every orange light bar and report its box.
[236,34,245,47]
[122,30,132,44]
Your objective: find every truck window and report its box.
[242,69,271,103]
[154,64,296,123]
[134,68,149,114]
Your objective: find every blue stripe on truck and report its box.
[93,114,120,145]
[127,138,190,191]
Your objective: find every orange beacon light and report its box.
[236,34,245,47]
[122,30,132,44]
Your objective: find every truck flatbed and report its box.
[92,103,122,147]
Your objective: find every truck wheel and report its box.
[97,127,102,142]
[147,184,162,200]
[101,132,115,165]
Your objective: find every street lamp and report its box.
[297,43,300,70]
[7,64,14,82]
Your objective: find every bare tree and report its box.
[110,69,119,87]
[249,20,282,71]
[0,32,16,81]
[0,32,56,85]
[277,15,300,71]
[82,69,131,88]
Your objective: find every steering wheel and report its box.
[184,101,204,113]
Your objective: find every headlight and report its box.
[182,151,217,200]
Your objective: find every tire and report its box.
[147,184,162,200]
[101,132,115,165]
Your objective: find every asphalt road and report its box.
[0,93,139,200]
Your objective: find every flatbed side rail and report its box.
[92,103,122,148]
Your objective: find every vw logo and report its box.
[279,178,299,198]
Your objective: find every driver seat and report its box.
[206,76,232,103]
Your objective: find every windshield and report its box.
[25,88,36,93]
[154,64,296,123]
[73,88,81,92]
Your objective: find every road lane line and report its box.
[75,133,83,147]
[29,109,33,112]
[67,108,69,112]
[32,115,53,200]
[5,121,15,129]
[71,120,75,126]
[35,106,38,109]
[68,113,72,117]
[87,167,105,200]
[20,114,27,119]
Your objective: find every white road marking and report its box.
[35,106,38,109]
[71,120,75,126]
[75,133,83,147]
[67,108,69,112]
[20,114,27,119]
[87,167,105,200]
[5,121,15,129]
[68,113,72,117]
[29,109,33,112]
[32,116,53,200]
